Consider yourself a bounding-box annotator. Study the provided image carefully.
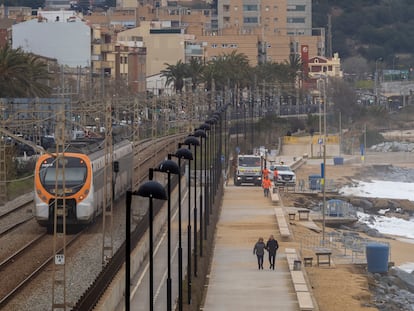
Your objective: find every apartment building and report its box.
[5,0,329,95]
[12,12,91,67]
[215,0,323,63]
[89,23,147,93]
[286,0,312,36]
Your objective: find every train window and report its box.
[43,167,87,185]
[56,158,69,167]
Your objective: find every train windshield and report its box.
[42,167,87,185]
[39,156,87,186]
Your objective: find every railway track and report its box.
[0,231,82,308]
[0,200,34,237]
[0,133,187,309]
[133,133,187,187]
[73,133,188,310]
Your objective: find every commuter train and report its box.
[34,139,133,232]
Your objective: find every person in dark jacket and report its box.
[265,235,279,270]
[253,237,266,269]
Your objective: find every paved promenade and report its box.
[201,184,299,311]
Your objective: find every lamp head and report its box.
[212,112,221,120]
[175,147,193,160]
[157,159,180,175]
[194,129,206,138]
[136,180,167,200]
[184,136,200,146]
[205,118,216,125]
[199,123,210,131]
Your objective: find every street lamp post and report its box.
[184,135,200,278]
[213,112,222,197]
[182,135,199,304]
[375,58,383,105]
[171,147,193,311]
[206,117,218,209]
[194,129,206,257]
[134,171,167,311]
[199,123,211,239]
[154,158,179,311]
[204,118,216,223]
[125,191,133,311]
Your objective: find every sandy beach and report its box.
[282,156,414,311]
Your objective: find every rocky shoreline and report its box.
[286,159,414,310]
[368,267,414,311]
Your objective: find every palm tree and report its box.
[187,57,204,91]
[203,51,251,91]
[160,60,188,93]
[286,53,303,83]
[0,44,51,97]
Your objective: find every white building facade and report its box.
[12,11,91,68]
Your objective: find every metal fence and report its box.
[299,230,390,264]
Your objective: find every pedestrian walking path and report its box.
[201,184,299,311]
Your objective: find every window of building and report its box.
[230,43,238,48]
[311,66,321,72]
[290,42,298,53]
[222,43,228,48]
[223,5,229,12]
[243,4,258,11]
[244,17,258,24]
[287,5,306,11]
[211,43,217,48]
[273,17,278,22]
[287,17,306,24]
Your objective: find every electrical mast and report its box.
[102,99,114,265]
[0,101,7,205]
[133,97,140,189]
[327,14,332,58]
[52,107,67,310]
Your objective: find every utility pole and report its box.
[102,99,114,265]
[52,107,67,311]
[0,101,7,205]
[322,76,327,245]
[363,123,367,163]
[327,14,332,58]
[133,97,140,189]
[339,111,342,156]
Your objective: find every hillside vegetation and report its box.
[313,0,414,69]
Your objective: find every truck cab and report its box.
[270,164,296,186]
[234,155,262,186]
